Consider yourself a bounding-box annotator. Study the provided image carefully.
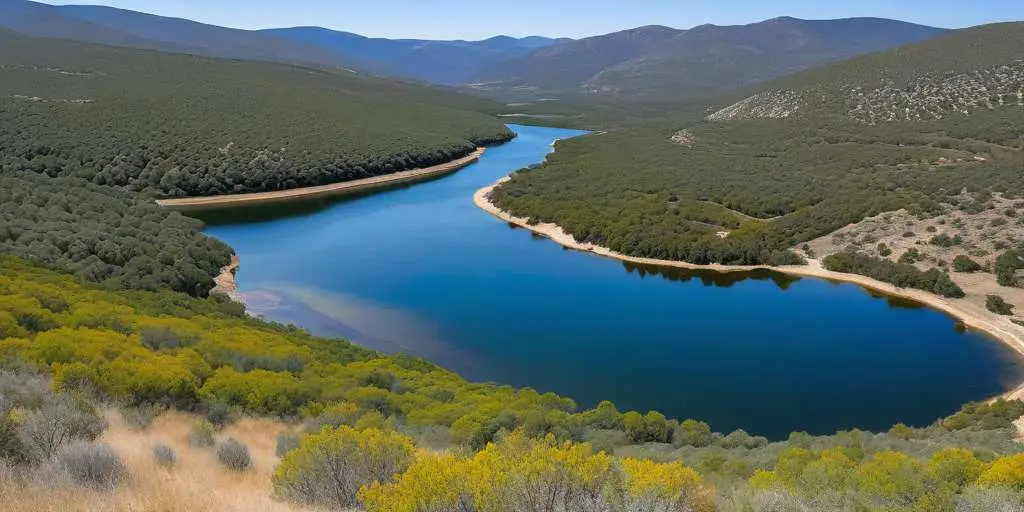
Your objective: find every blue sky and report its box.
[46,0,1024,40]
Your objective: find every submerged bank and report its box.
[158,148,486,211]
[475,179,1024,398]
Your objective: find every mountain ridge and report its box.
[474,17,948,98]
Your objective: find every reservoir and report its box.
[203,124,1023,439]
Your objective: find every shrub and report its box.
[953,255,983,273]
[216,438,251,472]
[17,394,106,462]
[188,420,216,449]
[152,444,177,468]
[674,419,714,448]
[0,412,26,464]
[274,426,414,509]
[877,243,893,257]
[46,442,125,489]
[978,454,1024,490]
[957,486,1024,512]
[930,234,958,247]
[140,327,194,351]
[987,295,1015,316]
[275,432,301,458]
[120,404,162,431]
[203,400,233,429]
[899,248,920,264]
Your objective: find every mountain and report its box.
[472,25,680,92]
[0,0,564,85]
[260,27,563,85]
[708,22,1024,122]
[474,17,948,98]
[0,0,356,69]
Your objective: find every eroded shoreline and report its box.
[158,148,486,211]
[474,179,1024,399]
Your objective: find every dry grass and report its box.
[0,409,308,512]
[802,193,1024,325]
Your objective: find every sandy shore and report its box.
[158,148,485,211]
[474,179,1024,399]
[211,254,242,303]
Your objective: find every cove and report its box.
[201,124,1023,440]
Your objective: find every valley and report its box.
[2,2,1024,511]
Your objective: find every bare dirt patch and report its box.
[802,192,1024,327]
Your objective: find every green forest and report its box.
[0,172,232,296]
[0,31,517,296]
[0,32,513,198]
[493,112,1024,266]
[4,257,1024,511]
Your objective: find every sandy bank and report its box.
[474,180,1024,399]
[211,254,242,304]
[157,148,485,211]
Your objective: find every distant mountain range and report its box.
[260,28,566,85]
[0,0,563,84]
[1,0,954,99]
[472,17,948,99]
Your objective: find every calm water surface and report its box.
[203,125,1023,439]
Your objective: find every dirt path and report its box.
[474,180,1024,400]
[157,148,485,211]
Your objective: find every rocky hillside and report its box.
[709,23,1024,123]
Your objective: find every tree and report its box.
[986,295,1015,316]
[953,255,982,273]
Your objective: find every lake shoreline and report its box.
[211,254,242,304]
[474,179,1024,399]
[158,148,486,211]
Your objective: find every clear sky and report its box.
[45,0,1024,40]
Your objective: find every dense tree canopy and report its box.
[0,32,514,198]
[493,112,1024,266]
[0,172,231,296]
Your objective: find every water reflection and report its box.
[621,261,802,290]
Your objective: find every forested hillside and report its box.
[4,257,1024,511]
[0,172,231,296]
[0,32,514,295]
[492,23,1024,269]
[0,32,513,198]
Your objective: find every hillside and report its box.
[0,32,512,295]
[709,22,1024,122]
[0,0,356,69]
[490,22,1024,323]
[0,32,513,198]
[4,257,1024,511]
[473,17,946,98]
[263,27,563,85]
[0,0,564,85]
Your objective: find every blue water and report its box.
[204,125,1022,439]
